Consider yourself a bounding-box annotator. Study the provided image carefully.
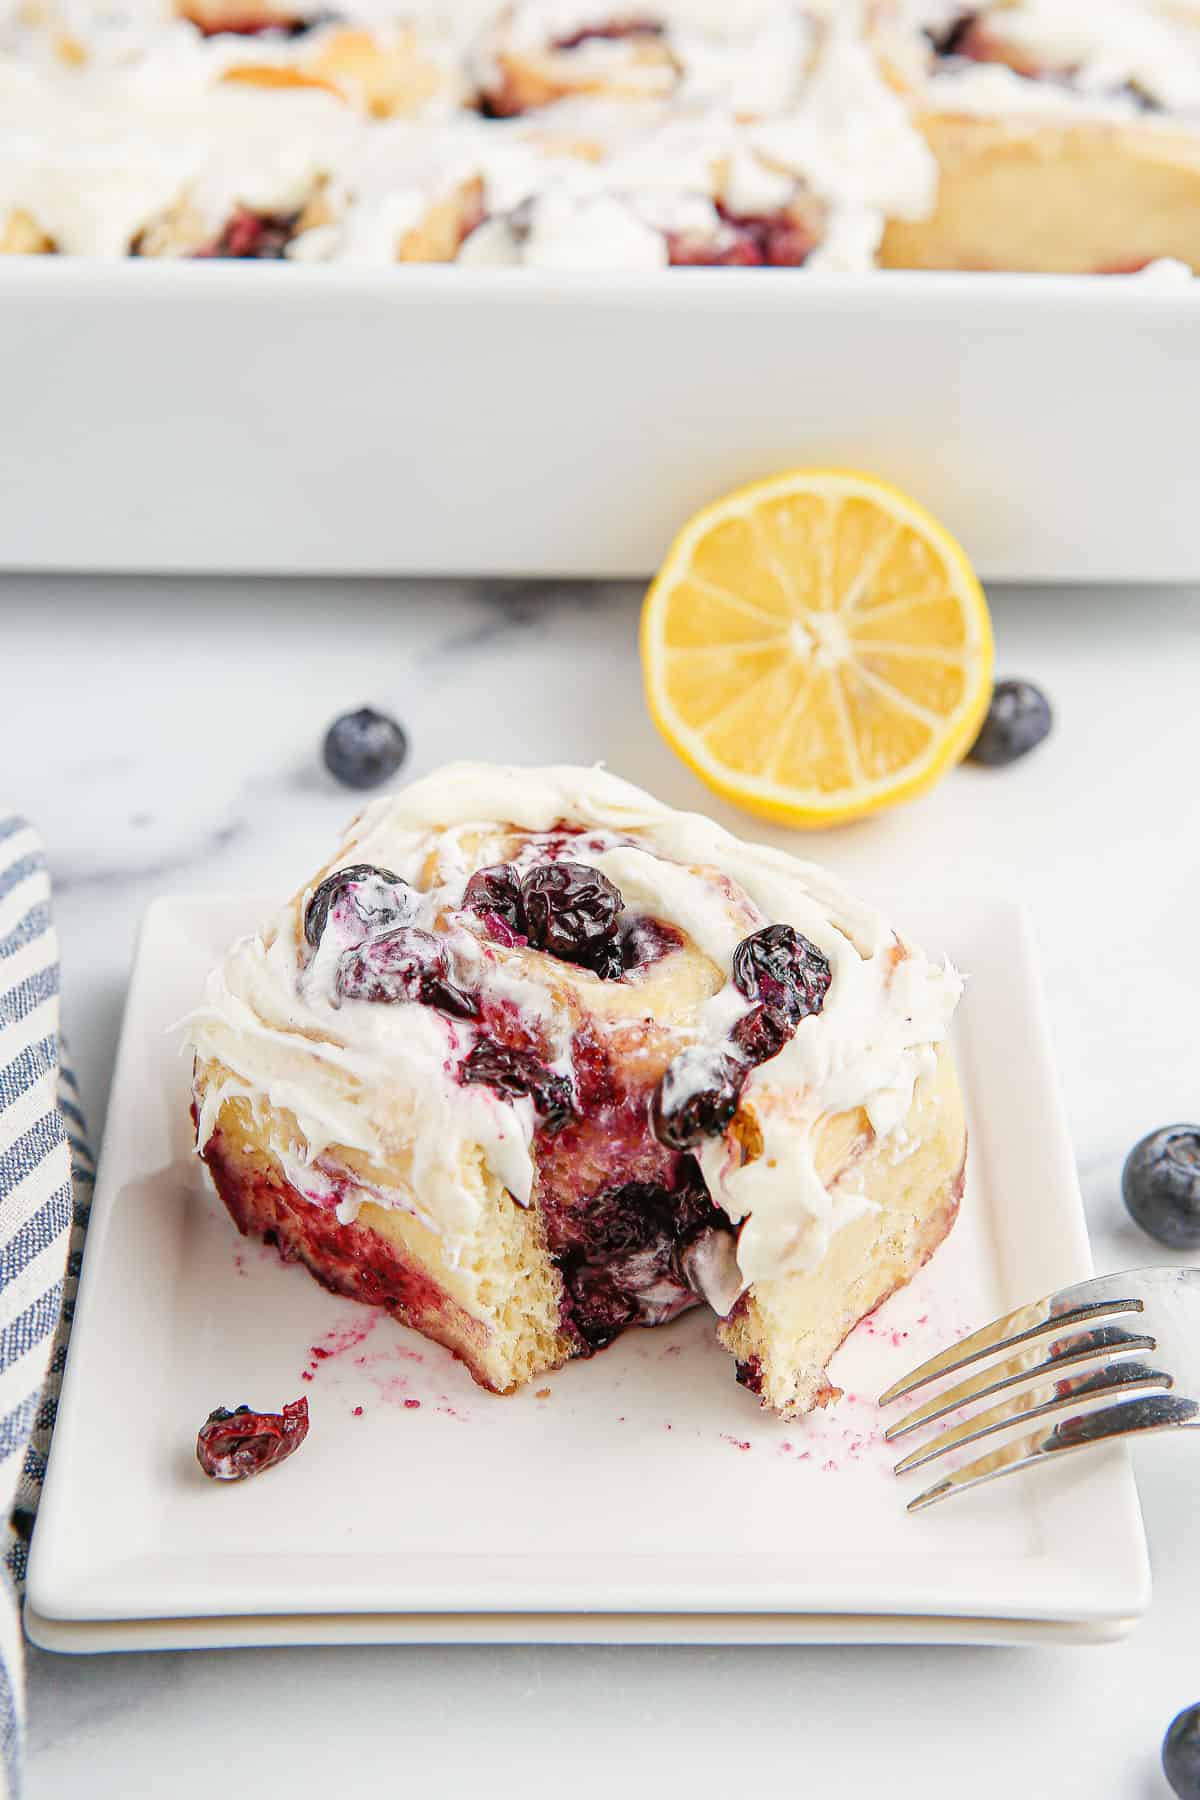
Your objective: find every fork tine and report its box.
[877,1287,1145,1407]
[884,1323,1157,1443]
[893,1357,1171,1474]
[906,1391,1200,1512]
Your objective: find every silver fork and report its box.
[877,1267,1200,1512]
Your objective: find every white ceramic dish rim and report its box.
[26,893,1151,1646]
[0,256,1196,308]
[25,1605,1141,1654]
[2,257,1196,584]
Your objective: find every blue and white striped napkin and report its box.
[0,817,94,1797]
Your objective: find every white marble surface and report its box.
[4,572,1199,1798]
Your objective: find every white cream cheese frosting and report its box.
[903,0,1200,119]
[188,762,962,1298]
[0,0,929,267]
[8,0,1200,267]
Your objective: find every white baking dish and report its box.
[2,258,1196,580]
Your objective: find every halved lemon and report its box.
[641,469,993,827]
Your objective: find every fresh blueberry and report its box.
[1122,1126,1200,1248]
[521,861,623,972]
[967,680,1053,767]
[303,863,407,949]
[322,707,408,790]
[1164,1703,1200,1799]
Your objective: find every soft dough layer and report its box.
[195,1041,965,1414]
[883,113,1200,272]
[188,762,967,1416]
[719,1045,966,1417]
[196,1074,573,1394]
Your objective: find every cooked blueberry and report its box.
[196,1397,308,1482]
[205,206,296,259]
[1164,1703,1200,1799]
[337,927,477,1018]
[462,865,527,942]
[551,1167,729,1350]
[729,1002,794,1069]
[619,915,686,973]
[303,862,407,949]
[587,938,627,981]
[559,1262,639,1350]
[572,1182,669,1257]
[732,924,832,1024]
[1122,1126,1200,1248]
[652,1054,743,1149]
[459,1039,574,1133]
[521,861,623,970]
[967,680,1053,767]
[322,707,409,790]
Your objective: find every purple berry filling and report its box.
[618,914,686,973]
[550,1164,732,1350]
[552,16,665,51]
[194,206,299,259]
[735,1354,764,1395]
[926,11,978,56]
[337,926,478,1018]
[459,1039,574,1134]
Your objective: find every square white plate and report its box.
[27,895,1150,1651]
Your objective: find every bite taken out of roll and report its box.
[188,763,966,1419]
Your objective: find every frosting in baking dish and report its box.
[920,0,1200,114]
[4,0,1200,267]
[0,1,937,267]
[188,763,962,1292]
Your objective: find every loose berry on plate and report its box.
[967,679,1053,767]
[196,1398,309,1481]
[521,861,623,972]
[462,864,527,942]
[1122,1126,1200,1248]
[337,926,478,1018]
[459,1039,574,1133]
[322,707,409,790]
[1164,1703,1200,1799]
[303,863,407,949]
[732,924,832,1025]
